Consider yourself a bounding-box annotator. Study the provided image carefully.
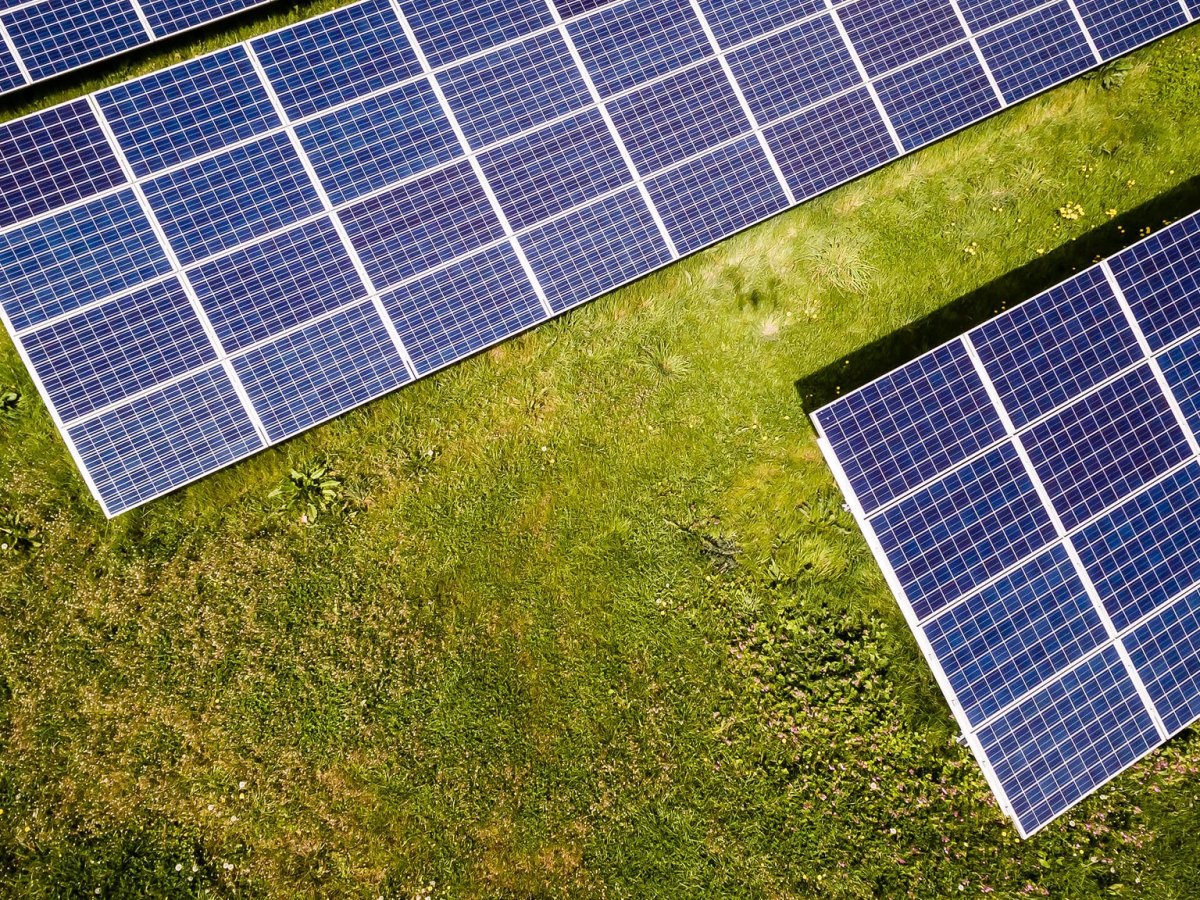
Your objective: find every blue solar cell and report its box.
[0,99,125,230]
[764,87,898,201]
[523,186,672,312]
[977,646,1159,837]
[869,443,1058,621]
[189,217,366,353]
[397,0,553,68]
[835,0,966,79]
[1074,462,1200,633]
[1110,211,1200,352]
[976,2,1095,104]
[813,339,1006,515]
[440,30,592,150]
[608,60,749,175]
[1160,333,1200,438]
[251,0,422,121]
[98,46,279,178]
[68,366,263,515]
[0,189,169,332]
[924,544,1107,727]
[554,0,608,17]
[4,0,144,81]
[233,300,411,442]
[144,131,324,267]
[1022,364,1190,530]
[696,0,827,47]
[295,78,460,206]
[955,0,1046,31]
[140,0,262,35]
[22,278,216,423]
[1076,0,1187,59]
[567,0,710,97]
[0,41,24,93]
[340,159,504,289]
[646,135,788,256]
[874,43,1001,151]
[1126,588,1200,736]
[479,109,631,231]
[381,242,546,374]
[971,266,1141,429]
[726,13,859,126]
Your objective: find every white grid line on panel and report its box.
[0,0,1078,243]
[242,42,422,380]
[389,0,556,318]
[84,95,272,447]
[0,16,29,83]
[128,0,158,40]
[1103,259,1200,457]
[1064,0,1105,62]
[945,0,1008,107]
[684,0,797,204]
[1182,1,1195,23]
[543,0,681,258]
[811,423,1021,831]
[823,0,905,155]
[963,331,1172,742]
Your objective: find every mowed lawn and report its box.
[1,6,1200,897]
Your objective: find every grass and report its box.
[1,7,1200,897]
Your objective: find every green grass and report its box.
[1,9,1200,897]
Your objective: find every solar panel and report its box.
[813,209,1200,836]
[0,0,274,94]
[0,0,1195,516]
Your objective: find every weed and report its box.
[269,462,343,523]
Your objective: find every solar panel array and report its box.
[0,0,274,95]
[0,0,1196,516]
[813,210,1200,837]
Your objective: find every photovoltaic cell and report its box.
[1076,0,1188,58]
[140,0,264,34]
[0,0,1194,536]
[816,210,1200,836]
[976,2,1096,104]
[956,0,1047,31]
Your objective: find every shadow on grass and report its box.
[795,173,1200,415]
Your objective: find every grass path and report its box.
[0,10,1199,897]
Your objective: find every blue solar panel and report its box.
[0,189,169,332]
[816,211,1200,835]
[22,278,216,422]
[67,366,263,514]
[925,544,1107,727]
[1076,0,1188,58]
[381,242,546,374]
[608,60,749,174]
[567,0,710,97]
[956,0,1047,31]
[836,0,966,79]
[232,300,412,442]
[726,13,860,126]
[0,0,1193,534]
[439,30,592,149]
[976,1,1096,104]
[189,218,366,353]
[141,0,262,34]
[1021,364,1190,530]
[971,266,1141,429]
[295,79,460,206]
[1075,462,1200,633]
[144,131,324,267]
[696,0,825,47]
[646,135,788,255]
[764,87,899,201]
[0,41,24,93]
[98,46,281,178]
[251,0,423,121]
[871,443,1058,621]
[1126,588,1200,735]
[340,159,504,288]
[1109,212,1200,351]
[874,43,1001,150]
[813,339,1006,514]
[4,0,145,81]
[976,646,1160,838]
